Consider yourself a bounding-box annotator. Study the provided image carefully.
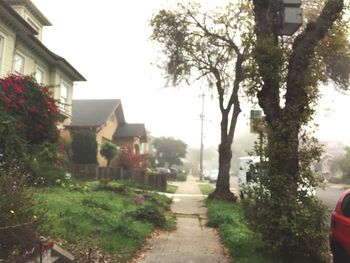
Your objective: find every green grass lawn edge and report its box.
[206,199,282,263]
[34,180,175,262]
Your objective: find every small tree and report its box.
[100,141,119,167]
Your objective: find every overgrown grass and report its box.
[198,183,214,195]
[206,199,282,263]
[35,180,174,262]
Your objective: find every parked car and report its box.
[330,189,350,263]
[208,170,218,183]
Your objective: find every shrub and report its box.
[0,75,59,145]
[176,172,187,181]
[71,130,98,164]
[28,161,67,187]
[127,204,166,228]
[241,182,330,263]
[0,110,27,172]
[0,174,44,261]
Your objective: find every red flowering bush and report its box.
[0,75,59,145]
[118,145,149,171]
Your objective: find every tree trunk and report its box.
[265,116,300,200]
[208,110,238,202]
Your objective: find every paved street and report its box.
[317,184,346,210]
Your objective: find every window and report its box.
[0,35,4,75]
[341,194,350,218]
[26,18,39,32]
[13,53,25,74]
[60,81,69,112]
[35,67,44,84]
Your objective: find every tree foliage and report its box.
[0,75,60,259]
[151,2,254,201]
[331,146,350,183]
[71,130,98,164]
[244,0,350,261]
[100,141,119,167]
[152,137,187,168]
[118,145,149,171]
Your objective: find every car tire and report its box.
[332,243,350,263]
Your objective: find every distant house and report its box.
[68,99,147,166]
[0,0,85,129]
[313,141,347,178]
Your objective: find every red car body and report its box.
[330,189,350,263]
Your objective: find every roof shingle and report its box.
[70,99,123,127]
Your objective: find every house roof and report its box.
[0,0,85,81]
[4,0,52,26]
[70,99,123,127]
[114,123,147,143]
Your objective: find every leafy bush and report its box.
[0,75,59,145]
[71,130,98,164]
[27,161,67,187]
[207,200,280,263]
[0,174,44,261]
[241,173,330,263]
[0,111,27,173]
[127,204,166,227]
[176,172,187,181]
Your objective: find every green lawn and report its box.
[166,184,178,193]
[35,181,174,262]
[206,199,282,263]
[197,183,214,195]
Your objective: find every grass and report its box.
[206,199,282,263]
[35,180,174,262]
[197,183,214,195]
[166,184,178,193]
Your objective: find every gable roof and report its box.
[114,123,147,143]
[70,99,124,127]
[0,0,85,81]
[4,0,52,26]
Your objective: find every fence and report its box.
[69,164,167,191]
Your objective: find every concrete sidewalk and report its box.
[134,175,232,263]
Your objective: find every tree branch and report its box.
[285,0,344,114]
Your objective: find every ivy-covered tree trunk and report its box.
[254,0,344,193]
[250,0,346,260]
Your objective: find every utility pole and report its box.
[199,93,205,181]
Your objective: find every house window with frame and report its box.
[35,67,44,84]
[60,81,69,112]
[0,35,4,75]
[13,53,25,74]
[27,18,39,32]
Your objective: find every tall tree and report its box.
[152,137,187,168]
[151,2,253,201]
[247,0,350,260]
